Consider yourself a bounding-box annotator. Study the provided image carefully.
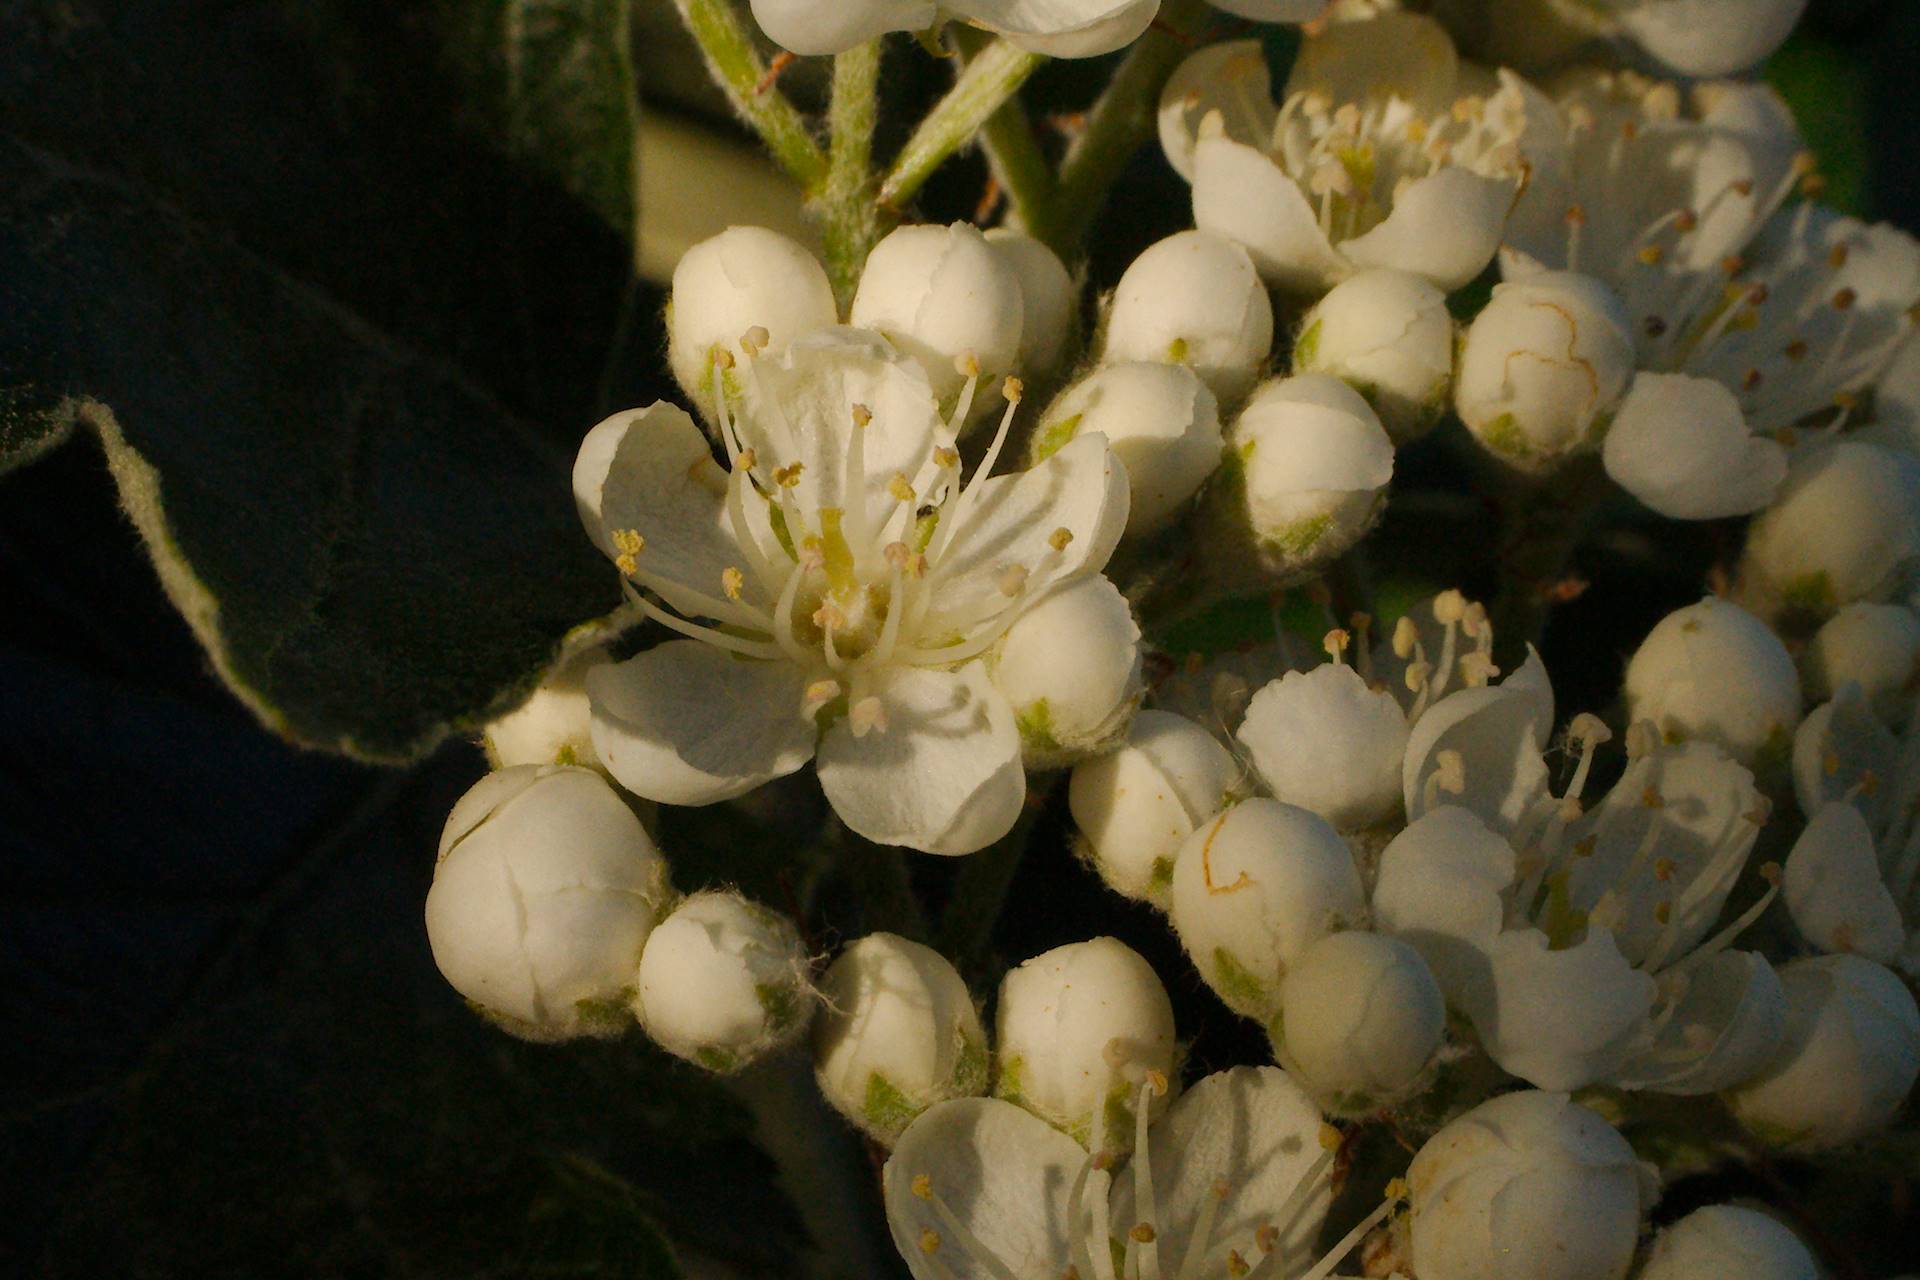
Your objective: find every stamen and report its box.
[1296,1181,1406,1280]
[1132,1080,1162,1280]
[618,582,782,660]
[913,1177,1022,1280]
[849,695,888,738]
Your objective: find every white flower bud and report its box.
[1237,662,1410,830]
[1455,272,1635,472]
[1204,374,1395,587]
[991,574,1144,768]
[634,890,814,1073]
[1639,1205,1817,1280]
[483,643,613,770]
[1741,441,1920,619]
[1623,596,1801,768]
[1102,230,1274,404]
[1727,953,1920,1150]
[1031,362,1223,538]
[1601,373,1787,520]
[993,937,1177,1151]
[667,226,837,405]
[1169,798,1367,1018]
[1069,709,1243,908]
[995,1,1160,61]
[426,765,669,1041]
[1293,268,1454,444]
[1277,931,1444,1114]
[984,228,1078,376]
[748,0,934,55]
[850,222,1025,403]
[813,933,988,1145]
[1615,0,1808,79]
[1803,603,1920,724]
[1407,1091,1653,1280]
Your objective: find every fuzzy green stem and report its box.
[670,0,827,189]
[877,38,1044,213]
[1050,0,1210,252]
[952,28,1059,238]
[822,40,888,305]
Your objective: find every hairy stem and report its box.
[822,39,888,304]
[952,28,1059,238]
[878,37,1044,213]
[670,0,827,189]
[1050,0,1210,252]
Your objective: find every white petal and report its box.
[817,663,1026,855]
[1790,686,1899,835]
[1602,373,1786,520]
[1617,0,1807,78]
[573,403,763,612]
[953,0,1147,34]
[885,1097,1086,1280]
[920,433,1129,640]
[991,0,1158,57]
[1403,685,1550,836]
[1192,135,1347,294]
[749,0,935,54]
[1783,803,1905,963]
[1373,806,1517,1011]
[1470,927,1656,1091]
[587,642,816,805]
[1158,40,1276,183]
[1609,951,1788,1095]
[1282,10,1460,116]
[1504,645,1555,751]
[1340,167,1514,293]
[1106,1066,1332,1272]
[1236,392,1396,494]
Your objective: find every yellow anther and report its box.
[1392,615,1418,659]
[614,553,637,577]
[884,541,912,569]
[1227,1251,1250,1277]
[775,463,805,488]
[1211,1179,1231,1200]
[1048,527,1074,552]
[851,402,873,428]
[1319,1123,1343,1151]
[998,564,1030,597]
[1637,244,1664,266]
[1002,376,1024,403]
[722,567,745,601]
[1146,1069,1169,1097]
[934,446,960,469]
[1828,244,1851,270]
[1654,901,1672,925]
[1322,628,1351,660]
[955,352,982,378]
[712,347,736,370]
[737,447,758,470]
[920,1230,941,1254]
[1129,1223,1157,1244]
[911,1174,933,1200]
[1641,786,1665,809]
[739,325,769,355]
[612,529,645,555]
[1255,1224,1280,1254]
[813,602,846,630]
[1833,287,1858,311]
[1760,861,1783,886]
[1653,857,1676,883]
[888,473,915,503]
[1384,1177,1409,1201]
[1565,203,1587,226]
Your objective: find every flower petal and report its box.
[885,1097,1086,1280]
[1470,927,1656,1091]
[749,0,935,55]
[587,642,816,805]
[1783,803,1905,964]
[1192,135,1347,294]
[1609,951,1788,1095]
[1373,806,1516,1011]
[1340,166,1515,292]
[990,0,1158,57]
[1602,373,1786,520]
[1158,41,1276,183]
[1790,685,1899,835]
[920,433,1129,641]
[573,402,764,612]
[817,663,1026,855]
[1106,1066,1333,1273]
[1403,685,1550,836]
[1282,10,1460,115]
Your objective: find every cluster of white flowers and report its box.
[421,1,1920,1274]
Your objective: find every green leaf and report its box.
[1769,35,1870,217]
[0,135,616,760]
[434,0,644,243]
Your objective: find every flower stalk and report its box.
[669,0,828,189]
[878,37,1045,213]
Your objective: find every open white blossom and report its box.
[576,323,1128,855]
[1160,15,1527,294]
[426,765,671,1042]
[1405,1091,1655,1280]
[885,1066,1403,1280]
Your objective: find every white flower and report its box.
[1623,596,1801,767]
[483,640,614,771]
[1726,953,1920,1150]
[851,222,1027,408]
[1169,798,1367,1019]
[1739,440,1920,620]
[1101,230,1275,404]
[1454,272,1636,473]
[813,932,989,1144]
[985,228,1078,378]
[1292,267,1454,444]
[1802,603,1920,725]
[750,0,1329,58]
[1783,802,1905,966]
[748,0,936,56]
[426,765,671,1041]
[1069,709,1245,907]
[1601,0,1809,78]
[667,226,838,407]
[1601,373,1786,519]
[1637,1204,1818,1280]
[884,1066,1399,1280]
[994,937,1177,1150]
[1276,930,1444,1113]
[1032,362,1224,538]
[634,890,814,1072]
[1201,373,1395,587]
[1237,661,1409,830]
[1405,1091,1654,1280]
[575,326,1129,855]
[990,574,1145,767]
[1161,16,1527,295]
